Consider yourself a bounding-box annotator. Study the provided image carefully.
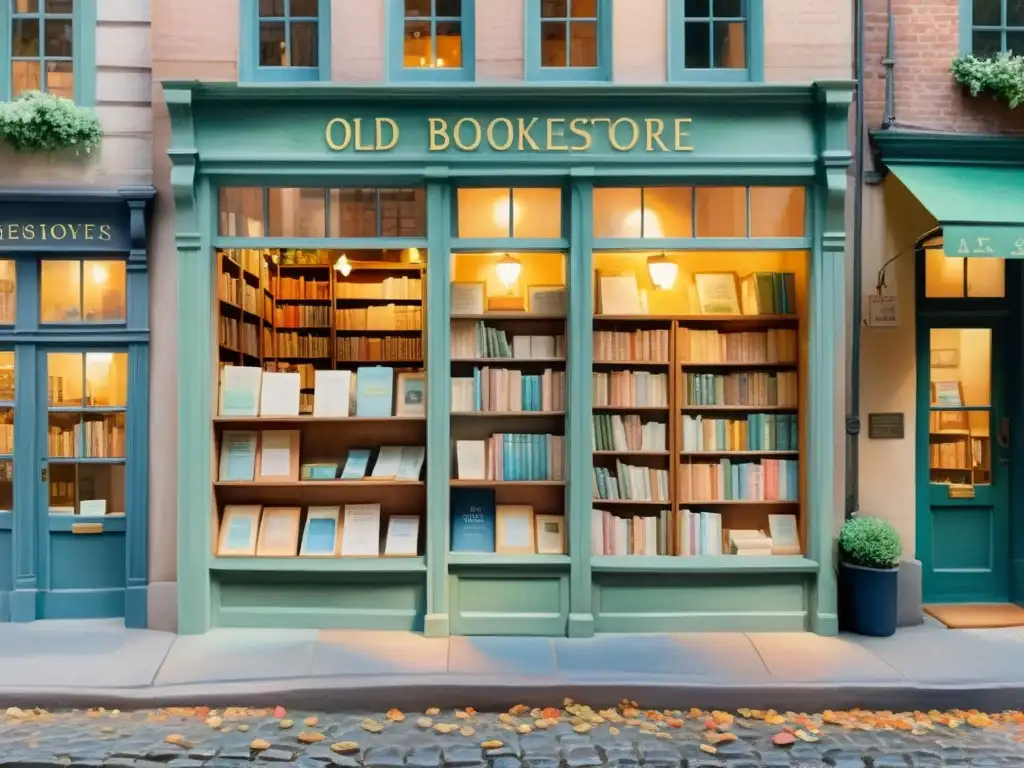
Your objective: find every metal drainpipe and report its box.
[846,0,867,519]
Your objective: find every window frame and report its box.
[387,0,476,83]
[0,0,96,105]
[239,0,331,83]
[38,256,128,328]
[525,0,612,83]
[958,0,1024,56]
[668,0,764,83]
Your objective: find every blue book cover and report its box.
[450,488,496,553]
[341,449,372,479]
[355,366,394,417]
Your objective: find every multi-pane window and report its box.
[402,0,464,70]
[540,0,599,68]
[40,260,127,323]
[970,0,1024,56]
[11,0,74,98]
[258,0,319,69]
[681,0,748,71]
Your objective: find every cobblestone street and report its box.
[0,703,1023,767]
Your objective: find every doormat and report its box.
[924,603,1024,629]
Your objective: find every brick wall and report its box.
[864,0,1024,134]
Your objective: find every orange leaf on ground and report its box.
[273,706,286,719]
[765,714,786,725]
[705,732,737,744]
[772,732,796,747]
[666,718,683,729]
[699,745,716,755]
[541,708,561,720]
[386,709,405,722]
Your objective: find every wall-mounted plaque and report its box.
[868,412,904,440]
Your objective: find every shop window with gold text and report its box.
[669,0,764,82]
[962,0,1024,56]
[526,0,610,81]
[390,0,474,82]
[241,0,330,82]
[47,352,126,516]
[40,259,126,323]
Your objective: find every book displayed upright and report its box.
[450,488,497,553]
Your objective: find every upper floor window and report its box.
[966,0,1024,56]
[390,0,474,81]
[10,0,74,99]
[526,0,610,81]
[668,0,764,82]
[241,0,330,82]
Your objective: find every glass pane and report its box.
[436,0,461,16]
[1009,0,1024,26]
[0,460,12,513]
[643,187,694,238]
[44,17,71,56]
[290,22,318,66]
[685,21,711,68]
[404,21,431,67]
[259,21,287,66]
[290,0,319,16]
[83,412,125,458]
[259,0,286,16]
[48,352,82,406]
[967,257,1005,298]
[79,463,125,515]
[715,0,744,16]
[541,22,566,66]
[713,20,745,68]
[41,260,81,323]
[973,0,1002,26]
[929,410,990,485]
[268,187,327,237]
[1007,30,1024,54]
[686,0,710,16]
[973,30,1002,56]
[14,1,40,12]
[930,328,990,407]
[0,352,14,401]
[457,188,511,238]
[694,187,747,237]
[593,187,643,238]
[0,261,15,325]
[924,248,964,298]
[86,352,127,407]
[44,59,73,98]
[328,188,378,237]
[571,0,596,17]
[379,188,426,238]
[219,187,265,237]
[435,21,462,67]
[749,187,805,237]
[0,409,12,454]
[542,0,567,17]
[404,0,430,16]
[568,21,597,67]
[48,412,78,457]
[11,60,40,96]
[83,260,126,322]
[48,463,75,513]
[511,188,562,238]
[12,18,39,56]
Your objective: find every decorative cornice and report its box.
[871,128,1024,167]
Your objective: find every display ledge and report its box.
[591,555,818,574]
[451,411,565,418]
[215,480,426,505]
[593,360,670,367]
[681,405,798,412]
[452,480,565,487]
[49,514,126,533]
[594,314,799,325]
[593,406,669,413]
[452,313,565,320]
[210,556,427,573]
[448,553,571,568]
[213,416,426,425]
[680,450,799,458]
[594,450,670,457]
[680,361,798,369]
[592,499,670,507]
[680,499,799,506]
[0,510,10,531]
[451,357,565,364]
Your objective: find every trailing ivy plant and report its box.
[0,90,102,154]
[952,51,1024,108]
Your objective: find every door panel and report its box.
[921,324,1009,602]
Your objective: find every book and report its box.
[678,458,799,502]
[259,372,301,416]
[681,413,799,452]
[592,463,670,502]
[678,328,798,363]
[300,506,341,557]
[597,274,642,315]
[341,449,372,479]
[455,440,486,480]
[313,370,353,417]
[592,371,668,408]
[301,462,338,480]
[371,446,404,478]
[384,515,420,556]
[591,508,724,557]
[341,504,381,556]
[256,506,301,556]
[219,431,257,481]
[255,430,300,482]
[593,329,670,362]
[592,414,667,452]
[681,371,799,408]
[450,488,496,553]
[470,433,565,481]
[355,366,394,417]
[451,368,565,413]
[450,321,566,360]
[219,366,262,416]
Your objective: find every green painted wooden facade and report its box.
[165,81,852,636]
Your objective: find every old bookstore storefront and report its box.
[0,187,155,626]
[166,82,850,636]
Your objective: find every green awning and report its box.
[888,163,1024,258]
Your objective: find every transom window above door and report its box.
[40,259,126,324]
[392,0,474,80]
[967,0,1024,56]
[527,0,610,81]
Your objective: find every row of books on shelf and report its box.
[682,372,798,408]
[451,368,565,413]
[451,322,565,361]
[678,459,799,502]
[595,271,797,317]
[594,330,669,363]
[593,371,668,408]
[219,366,424,419]
[591,509,801,557]
[219,275,261,315]
[337,336,422,361]
[223,249,264,275]
[273,333,331,358]
[929,440,984,471]
[455,434,565,482]
[219,318,258,355]
[219,430,425,483]
[593,463,669,502]
[451,489,566,554]
[336,306,422,331]
[217,503,419,558]
[49,419,125,459]
[276,304,331,328]
[593,414,667,453]
[681,413,798,453]
[0,423,10,454]
[336,276,422,300]
[678,329,798,364]
[276,277,331,301]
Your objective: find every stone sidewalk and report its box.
[1,618,1024,712]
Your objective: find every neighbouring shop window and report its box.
[47,351,126,515]
[218,187,428,238]
[968,0,1024,56]
[243,0,328,81]
[0,260,15,324]
[455,187,563,239]
[924,246,1006,299]
[0,352,13,514]
[11,0,74,98]
[40,259,127,323]
[393,0,474,80]
[526,0,610,81]
[669,0,763,82]
[592,186,805,239]
[929,328,991,486]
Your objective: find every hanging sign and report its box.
[867,295,898,327]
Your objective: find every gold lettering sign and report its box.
[325,116,695,153]
[0,223,112,242]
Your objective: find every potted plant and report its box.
[837,516,902,637]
